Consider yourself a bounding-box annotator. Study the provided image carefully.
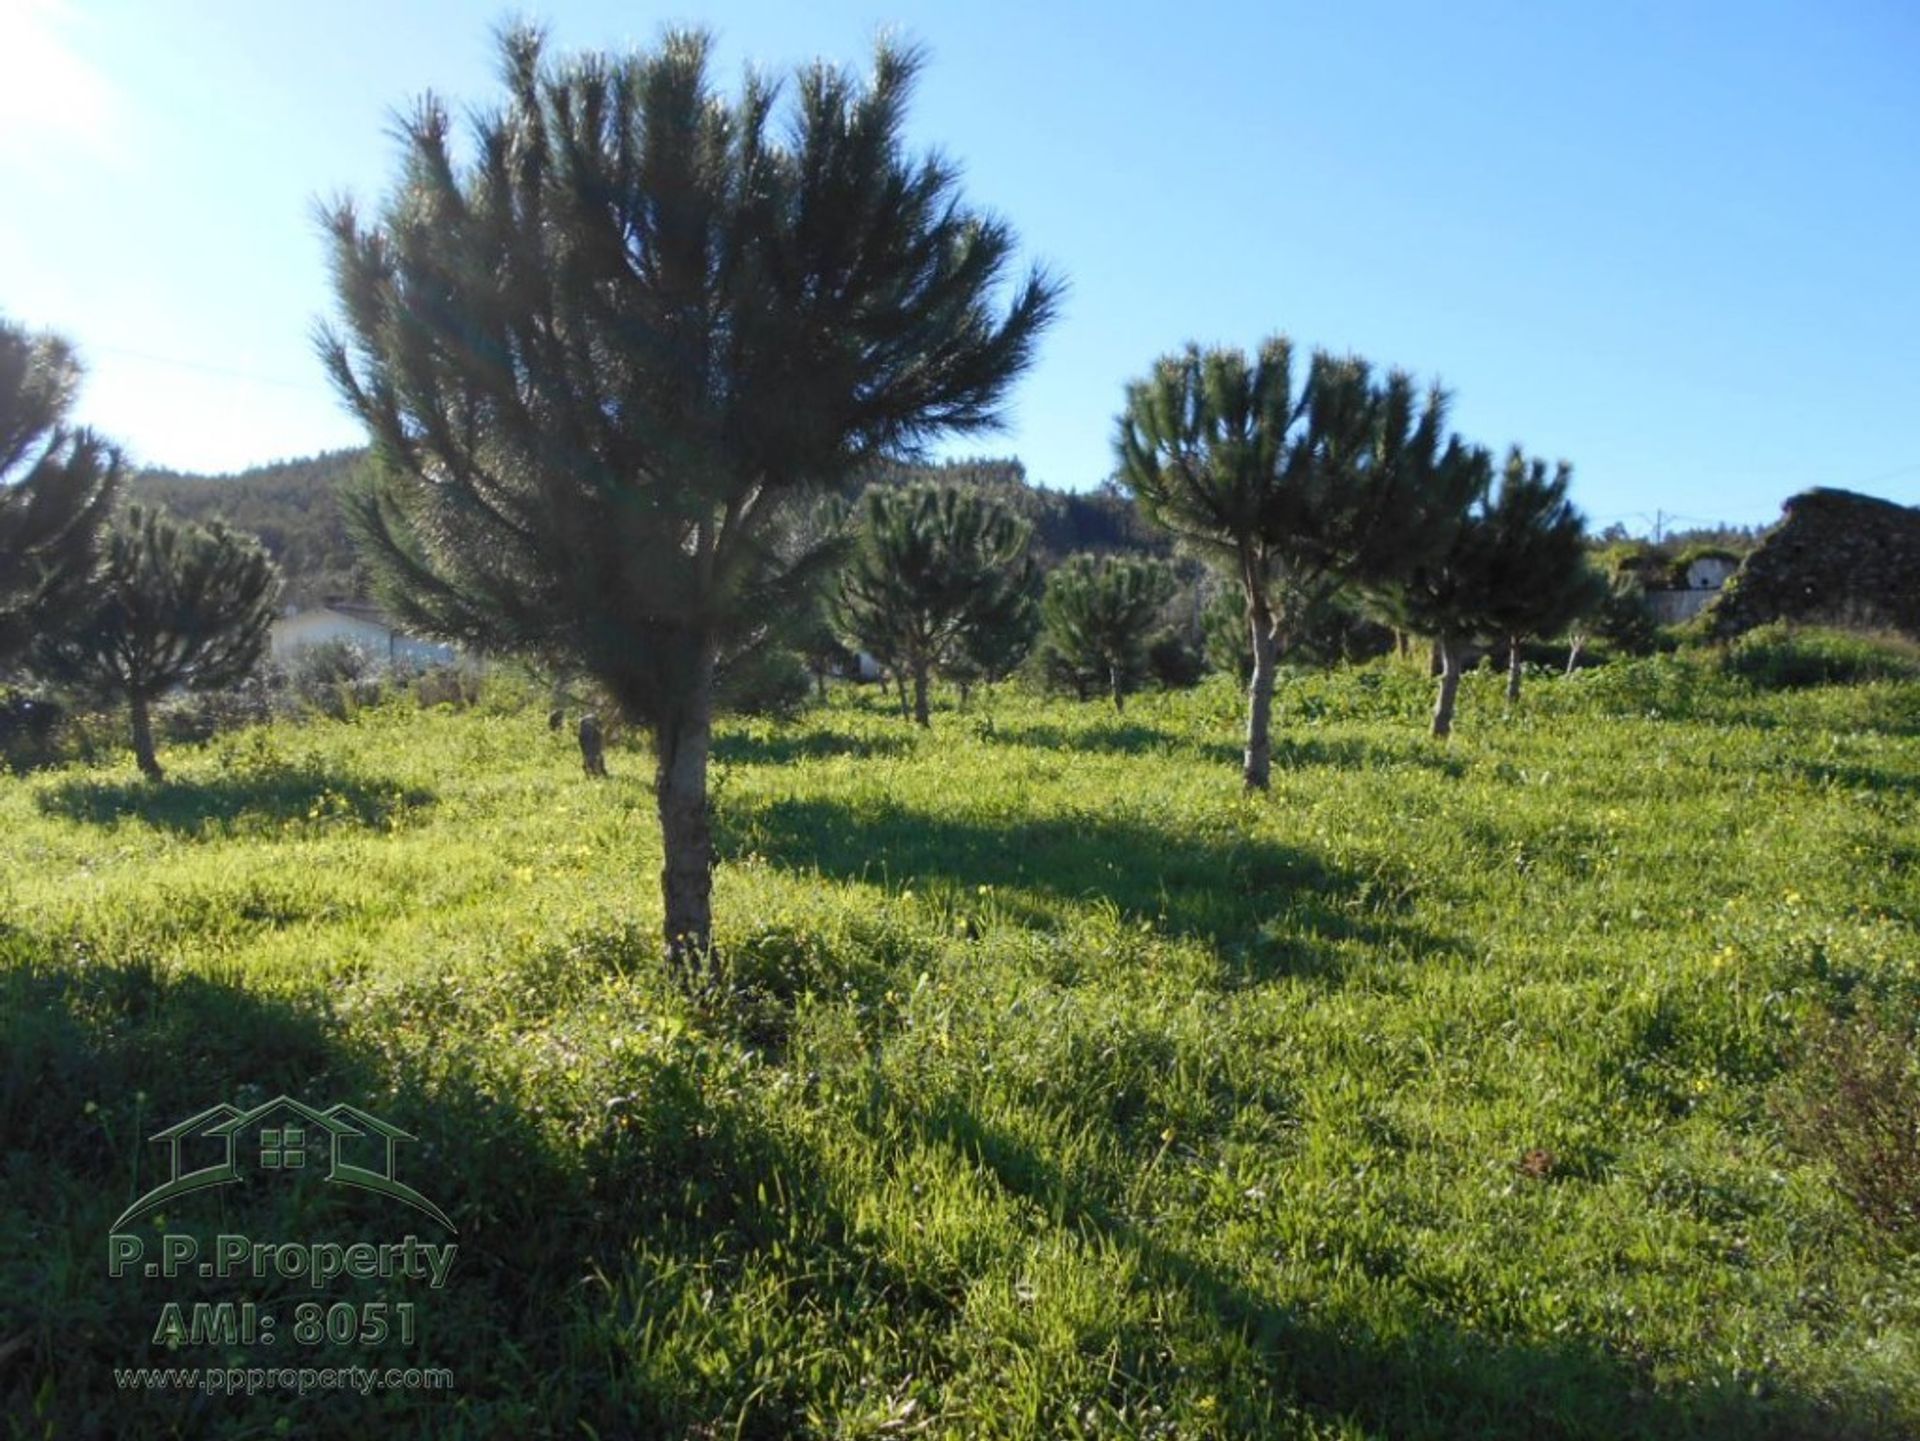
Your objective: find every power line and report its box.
[91,343,324,393]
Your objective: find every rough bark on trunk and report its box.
[130,692,163,782]
[1245,603,1276,791]
[655,657,715,981]
[1506,635,1524,705]
[1432,635,1461,738]
[911,661,930,727]
[1109,664,1125,713]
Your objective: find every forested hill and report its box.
[131,449,367,607]
[861,457,1171,563]
[127,452,1170,609]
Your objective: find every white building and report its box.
[269,601,455,666]
[1645,553,1741,624]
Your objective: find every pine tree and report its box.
[1359,445,1505,736]
[317,26,1056,969]
[946,585,1037,707]
[0,318,122,667]
[1476,449,1604,703]
[1039,553,1174,711]
[834,483,1034,726]
[34,506,279,779]
[1116,337,1465,788]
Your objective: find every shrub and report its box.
[412,663,483,710]
[155,675,276,742]
[1146,629,1206,689]
[717,647,813,720]
[0,685,65,772]
[1723,623,1920,691]
[1776,1011,1920,1249]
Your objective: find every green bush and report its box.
[1723,624,1920,691]
[717,646,813,719]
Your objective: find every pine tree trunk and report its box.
[1245,605,1276,791]
[130,692,164,782]
[1110,664,1125,713]
[911,661,931,727]
[655,653,715,983]
[1432,635,1461,739]
[1506,635,1524,705]
[893,671,909,720]
[814,666,827,703]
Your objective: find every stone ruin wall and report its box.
[1706,488,1920,639]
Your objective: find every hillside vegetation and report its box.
[131,452,366,607]
[4,661,1918,1437]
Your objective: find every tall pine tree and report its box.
[318,27,1056,969]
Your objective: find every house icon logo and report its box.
[112,1096,456,1233]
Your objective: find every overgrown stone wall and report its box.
[1707,488,1920,639]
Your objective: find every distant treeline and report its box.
[131,445,1752,613]
[129,451,1174,608]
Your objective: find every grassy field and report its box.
[4,656,1919,1437]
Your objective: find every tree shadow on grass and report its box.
[982,720,1467,779]
[34,767,435,837]
[902,1096,1866,1440]
[717,795,1451,982]
[711,728,915,766]
[1788,757,1920,795]
[983,716,1240,765]
[0,930,825,1437]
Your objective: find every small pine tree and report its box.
[834,484,1034,726]
[35,506,279,779]
[1039,553,1175,711]
[1363,446,1499,737]
[0,318,122,667]
[1476,449,1604,703]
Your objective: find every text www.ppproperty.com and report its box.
[114,1364,454,1397]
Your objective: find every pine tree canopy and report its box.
[1368,446,1600,648]
[1113,336,1465,612]
[834,482,1035,698]
[316,25,1058,733]
[1477,448,1605,643]
[32,505,279,778]
[1361,443,1498,643]
[0,317,123,667]
[1040,552,1174,706]
[34,504,280,701]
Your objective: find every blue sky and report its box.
[4,1,1916,530]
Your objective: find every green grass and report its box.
[4,659,1919,1437]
